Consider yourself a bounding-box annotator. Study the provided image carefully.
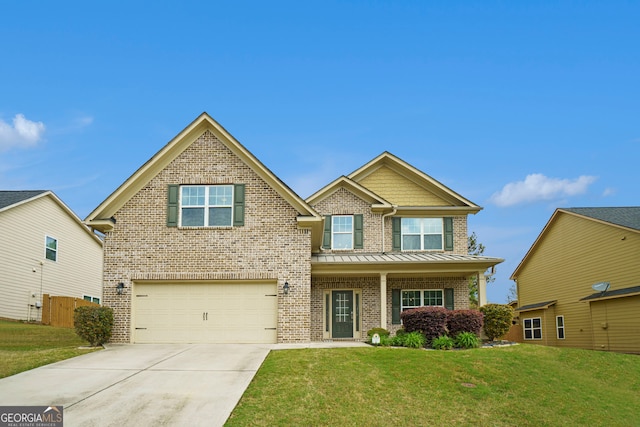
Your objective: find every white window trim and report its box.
[331,215,354,250]
[523,317,543,340]
[400,289,444,311]
[83,295,101,304]
[401,218,444,251]
[556,315,565,340]
[179,185,234,227]
[45,235,58,262]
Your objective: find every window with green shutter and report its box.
[168,184,245,228]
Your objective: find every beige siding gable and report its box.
[358,165,454,207]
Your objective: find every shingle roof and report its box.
[562,207,640,231]
[580,285,640,302]
[514,300,557,312]
[0,190,48,210]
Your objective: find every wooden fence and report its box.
[41,294,100,328]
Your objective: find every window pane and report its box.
[423,235,443,250]
[402,291,421,307]
[525,330,533,339]
[209,207,232,226]
[403,235,420,250]
[401,218,421,234]
[333,234,352,250]
[182,208,205,226]
[424,290,443,306]
[423,218,443,233]
[524,319,532,328]
[533,329,542,339]
[209,186,232,206]
[533,318,541,328]
[46,248,56,261]
[182,186,205,206]
[558,328,565,339]
[46,237,57,250]
[333,216,353,232]
[557,316,564,327]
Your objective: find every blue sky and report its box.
[2,1,638,303]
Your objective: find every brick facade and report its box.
[103,130,311,343]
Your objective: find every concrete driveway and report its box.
[0,343,272,426]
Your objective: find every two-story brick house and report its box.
[85,113,503,343]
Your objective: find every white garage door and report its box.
[133,282,278,344]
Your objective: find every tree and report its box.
[507,282,518,303]
[467,232,495,309]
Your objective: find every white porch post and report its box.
[478,271,488,307]
[380,272,387,328]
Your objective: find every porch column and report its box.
[477,271,488,307]
[380,272,387,328]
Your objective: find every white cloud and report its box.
[602,187,616,197]
[0,114,46,151]
[490,173,597,207]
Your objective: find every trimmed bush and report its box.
[454,332,480,349]
[401,306,448,343]
[403,331,426,349]
[431,335,454,350]
[447,309,484,337]
[480,304,514,341]
[74,306,113,346]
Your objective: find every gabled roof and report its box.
[0,190,103,245]
[347,152,482,215]
[306,176,393,213]
[85,113,322,236]
[562,207,640,231]
[510,207,640,280]
[0,190,48,211]
[514,300,557,312]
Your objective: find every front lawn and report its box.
[0,320,99,378]
[227,345,640,426]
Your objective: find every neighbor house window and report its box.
[556,316,565,340]
[401,218,443,250]
[332,215,353,250]
[401,289,444,311]
[523,317,542,340]
[83,295,100,304]
[45,236,57,262]
[180,185,233,227]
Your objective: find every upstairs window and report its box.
[332,215,353,250]
[401,218,443,250]
[180,185,233,227]
[45,236,57,262]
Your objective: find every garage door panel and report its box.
[133,282,277,344]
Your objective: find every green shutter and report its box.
[354,214,364,249]
[444,288,454,310]
[444,217,454,251]
[392,289,401,324]
[392,217,401,251]
[322,215,332,249]
[233,184,245,226]
[167,184,179,227]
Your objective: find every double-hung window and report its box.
[180,185,233,227]
[401,289,444,311]
[401,218,443,250]
[332,215,353,250]
[45,236,57,262]
[523,317,542,340]
[556,316,565,340]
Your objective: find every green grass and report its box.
[227,345,640,427]
[0,320,99,378]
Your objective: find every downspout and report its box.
[381,206,397,253]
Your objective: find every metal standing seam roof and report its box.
[562,207,640,231]
[0,190,48,210]
[311,252,503,264]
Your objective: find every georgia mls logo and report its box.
[0,405,63,427]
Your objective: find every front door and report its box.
[332,290,353,338]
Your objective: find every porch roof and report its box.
[311,252,503,275]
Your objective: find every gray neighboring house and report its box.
[0,191,103,322]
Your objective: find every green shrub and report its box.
[74,306,114,346]
[390,335,405,347]
[431,335,454,350]
[479,304,514,341]
[454,332,480,349]
[403,331,426,349]
[395,328,406,337]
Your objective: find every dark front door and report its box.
[332,290,353,338]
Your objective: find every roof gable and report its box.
[85,113,321,232]
[0,190,48,211]
[306,176,392,213]
[510,207,640,280]
[347,152,481,215]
